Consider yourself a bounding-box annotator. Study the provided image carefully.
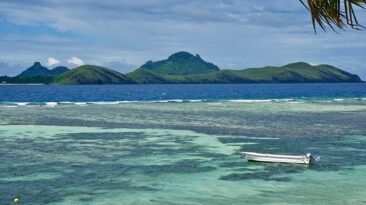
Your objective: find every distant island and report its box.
[0,51,363,84]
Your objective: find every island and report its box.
[0,51,363,84]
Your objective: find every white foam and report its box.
[16,102,28,106]
[2,97,366,107]
[148,99,184,103]
[116,101,139,104]
[227,99,272,103]
[45,102,58,107]
[91,101,120,105]
[59,101,74,104]
[272,98,294,102]
[188,100,203,102]
[74,102,87,106]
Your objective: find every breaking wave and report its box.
[1,97,366,107]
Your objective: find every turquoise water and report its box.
[1,100,366,204]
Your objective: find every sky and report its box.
[0,0,365,78]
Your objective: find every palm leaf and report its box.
[299,0,366,32]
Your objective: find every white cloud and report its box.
[0,1,365,79]
[67,57,85,66]
[46,57,61,66]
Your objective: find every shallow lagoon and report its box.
[1,100,366,205]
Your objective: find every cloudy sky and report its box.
[0,0,365,78]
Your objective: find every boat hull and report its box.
[239,152,310,164]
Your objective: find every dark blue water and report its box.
[0,83,366,102]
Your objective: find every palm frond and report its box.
[299,0,366,33]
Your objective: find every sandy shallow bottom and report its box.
[1,101,366,205]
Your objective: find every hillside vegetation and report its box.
[55,65,131,84]
[1,52,363,84]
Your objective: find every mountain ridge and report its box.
[140,51,220,75]
[17,62,69,78]
[126,53,362,84]
[1,52,363,84]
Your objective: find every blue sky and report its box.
[0,0,365,78]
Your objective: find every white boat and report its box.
[239,151,315,164]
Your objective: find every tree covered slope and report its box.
[139,51,220,75]
[55,65,131,84]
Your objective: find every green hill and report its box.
[227,62,362,83]
[127,61,362,84]
[55,65,131,84]
[140,51,219,75]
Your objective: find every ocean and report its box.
[1,84,366,205]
